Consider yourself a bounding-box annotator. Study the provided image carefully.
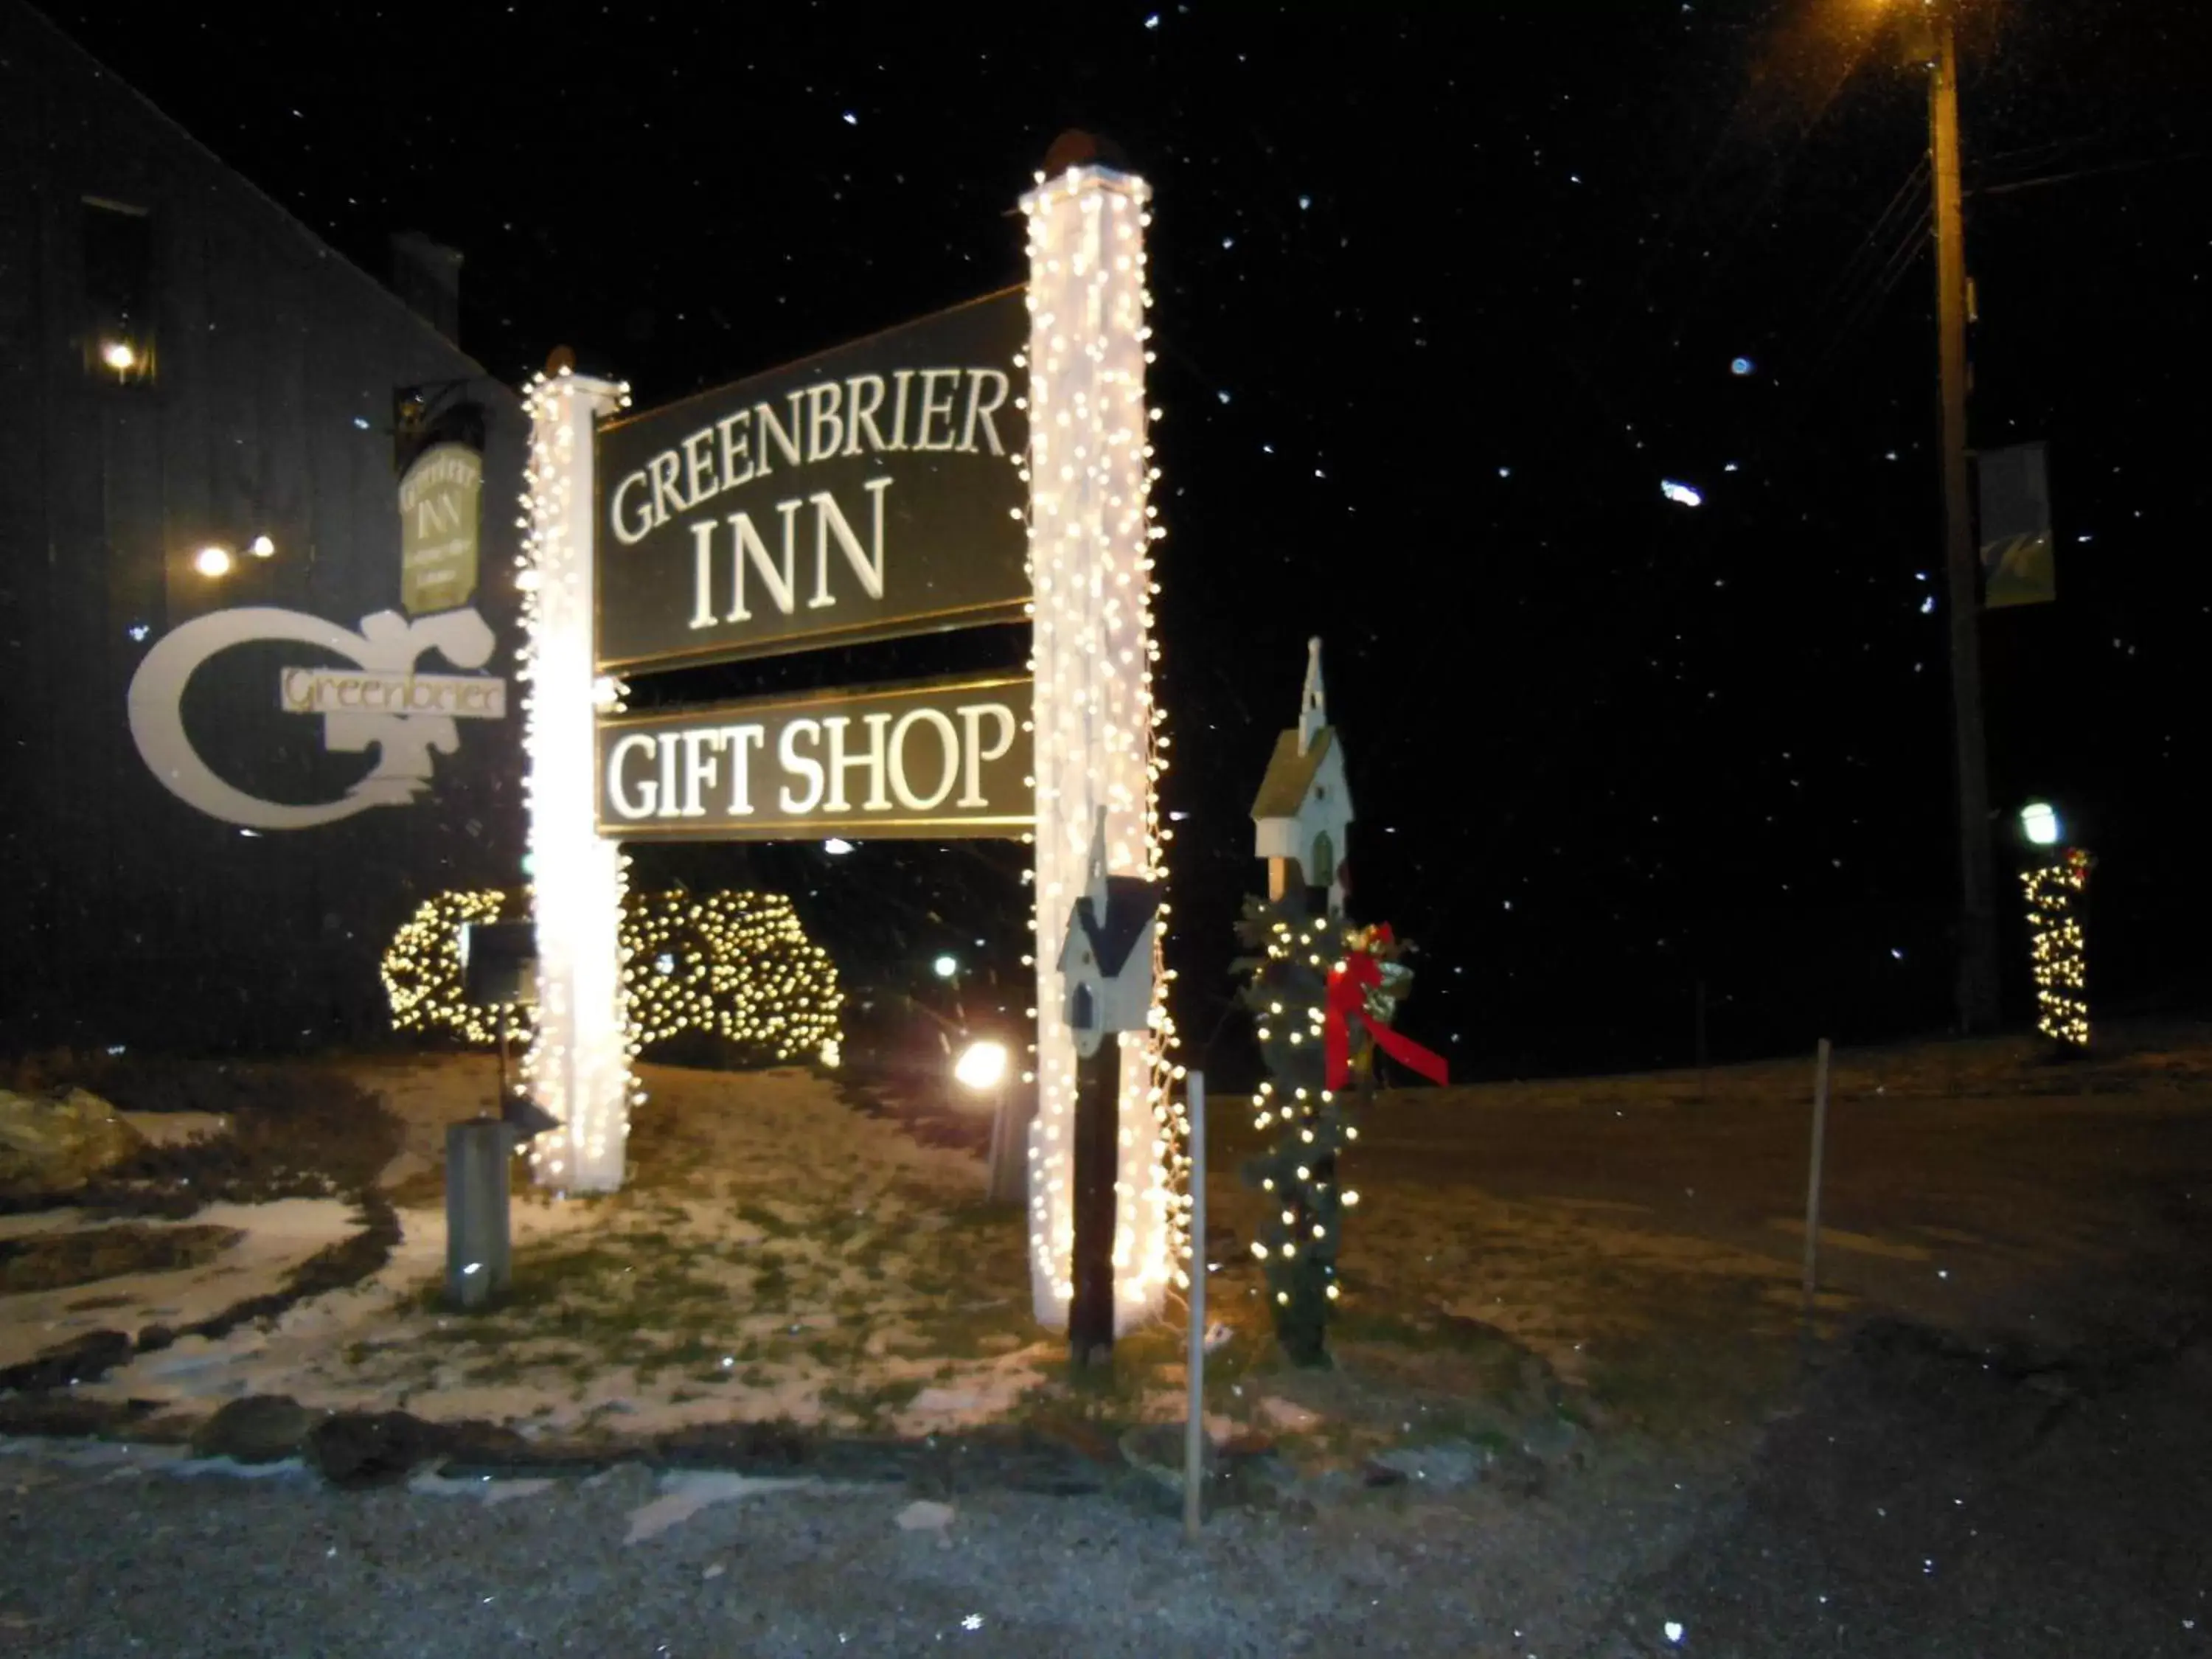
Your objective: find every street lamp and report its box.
[958,1034,1026,1208]
[954,1039,1009,1092]
[932,953,959,981]
[2019,801,2059,847]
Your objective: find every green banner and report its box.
[1978,441,2055,609]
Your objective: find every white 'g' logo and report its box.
[127,606,507,831]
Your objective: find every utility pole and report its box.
[1928,9,2001,1034]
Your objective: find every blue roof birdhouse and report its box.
[1057,810,1161,1057]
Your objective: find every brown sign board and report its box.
[593,291,1030,674]
[596,675,1032,842]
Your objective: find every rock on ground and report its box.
[0,1088,144,1197]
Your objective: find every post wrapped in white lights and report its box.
[520,368,639,1192]
[1023,157,1180,1329]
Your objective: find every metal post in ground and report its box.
[1183,1071,1208,1540]
[1800,1037,1833,1341]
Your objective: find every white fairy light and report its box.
[520,369,636,1192]
[1023,160,1178,1329]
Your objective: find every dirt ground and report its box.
[1259,1025,2212,1426]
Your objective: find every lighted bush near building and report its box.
[382,888,841,1067]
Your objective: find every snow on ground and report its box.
[0,1199,361,1371]
[45,1059,1058,1439]
[18,1030,2201,1456]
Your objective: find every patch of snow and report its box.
[0,1197,364,1369]
[1258,1397,1325,1433]
[408,1471,557,1506]
[623,1471,813,1543]
[906,1387,984,1416]
[164,1455,310,1481]
[895,1499,956,1532]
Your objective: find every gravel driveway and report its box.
[0,1435,1718,1658]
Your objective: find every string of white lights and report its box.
[2022,853,2091,1048]
[519,369,639,1192]
[1023,162,1179,1329]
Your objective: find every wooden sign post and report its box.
[1056,810,1162,1369]
[1068,1040,1120,1368]
[1183,1070,1208,1538]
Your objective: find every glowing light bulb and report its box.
[954,1040,1009,1091]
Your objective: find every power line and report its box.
[1971,149,2207,198]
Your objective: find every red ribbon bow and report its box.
[1324,937,1450,1091]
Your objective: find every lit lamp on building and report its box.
[2016,800,2093,1051]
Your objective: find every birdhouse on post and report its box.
[1055,810,1162,1370]
[1251,637,1354,917]
[1057,810,1163,1057]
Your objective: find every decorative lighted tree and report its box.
[2022,847,2093,1049]
[382,887,841,1066]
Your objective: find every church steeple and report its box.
[1296,636,1326,756]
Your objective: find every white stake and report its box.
[1801,1037,1832,1332]
[1183,1070,1207,1540]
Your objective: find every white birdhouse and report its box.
[1056,809,1161,1058]
[1250,636,1354,916]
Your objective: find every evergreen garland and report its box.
[1234,890,1357,1367]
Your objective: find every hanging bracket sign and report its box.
[593,290,1029,674]
[596,674,1032,841]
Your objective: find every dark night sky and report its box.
[52,1,2212,1080]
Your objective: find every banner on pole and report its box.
[1977,441,2055,609]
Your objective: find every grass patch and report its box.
[0,1222,244,1293]
[818,1375,927,1430]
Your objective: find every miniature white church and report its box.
[1056,809,1163,1058]
[1250,636,1353,917]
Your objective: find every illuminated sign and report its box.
[399,442,484,616]
[595,675,1030,841]
[592,291,1028,672]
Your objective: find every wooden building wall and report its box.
[0,6,526,1051]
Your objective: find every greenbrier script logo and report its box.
[127,605,508,831]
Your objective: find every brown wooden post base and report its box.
[1068,1040,1120,1371]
